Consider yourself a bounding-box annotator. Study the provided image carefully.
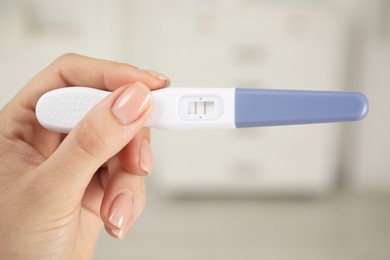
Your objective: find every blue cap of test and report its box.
[234,89,369,128]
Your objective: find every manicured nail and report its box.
[146,70,171,86]
[111,229,125,240]
[108,191,133,239]
[112,82,151,124]
[139,139,153,175]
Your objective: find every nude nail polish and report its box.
[112,82,151,124]
[146,70,171,87]
[139,139,153,175]
[108,191,133,239]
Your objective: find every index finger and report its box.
[16,53,169,110]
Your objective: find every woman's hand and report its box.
[0,53,170,259]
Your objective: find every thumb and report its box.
[40,82,152,193]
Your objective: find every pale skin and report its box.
[0,54,170,259]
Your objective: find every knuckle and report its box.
[55,53,80,64]
[74,118,107,158]
[53,53,81,84]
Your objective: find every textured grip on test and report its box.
[234,88,369,128]
[36,87,110,133]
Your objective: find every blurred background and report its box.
[1,0,389,259]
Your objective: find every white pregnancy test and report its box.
[36,87,368,133]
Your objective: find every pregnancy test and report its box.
[36,87,368,133]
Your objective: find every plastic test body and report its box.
[36,87,369,133]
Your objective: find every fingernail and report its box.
[111,229,125,240]
[147,70,171,86]
[139,139,153,175]
[108,191,133,239]
[112,82,151,124]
